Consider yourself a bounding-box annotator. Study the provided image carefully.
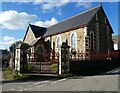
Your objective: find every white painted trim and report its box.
[114,44,118,50]
[51,41,53,50]
[45,36,50,41]
[84,27,87,36]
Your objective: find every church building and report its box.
[23,5,114,58]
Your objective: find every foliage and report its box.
[9,41,22,52]
[4,67,23,80]
[4,67,14,80]
[4,52,11,62]
[28,64,34,72]
[51,63,58,71]
[20,43,30,51]
[9,41,30,52]
[58,73,73,78]
[12,71,23,80]
[4,67,29,80]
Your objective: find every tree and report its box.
[9,41,23,52]
[9,41,30,52]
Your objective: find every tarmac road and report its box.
[1,74,119,91]
[1,67,120,92]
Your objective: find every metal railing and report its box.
[70,50,119,61]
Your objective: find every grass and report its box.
[58,73,73,78]
[4,67,30,80]
[4,67,14,80]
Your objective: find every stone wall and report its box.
[48,27,87,53]
[87,7,113,53]
[24,27,35,44]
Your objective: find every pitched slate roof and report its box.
[23,24,47,42]
[44,5,101,37]
[29,24,47,38]
[29,37,41,46]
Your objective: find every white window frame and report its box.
[56,35,62,50]
[70,32,77,51]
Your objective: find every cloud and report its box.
[0,36,22,45]
[33,0,44,5]
[0,45,6,50]
[34,1,92,14]
[34,17,58,27]
[76,2,92,8]
[0,36,22,50]
[0,10,37,30]
[3,36,15,41]
[39,2,68,13]
[57,9,62,15]
[2,0,119,3]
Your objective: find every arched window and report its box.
[57,36,61,48]
[71,33,76,50]
[36,44,45,53]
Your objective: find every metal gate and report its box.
[26,52,59,74]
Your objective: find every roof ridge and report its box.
[48,5,101,28]
[29,24,47,29]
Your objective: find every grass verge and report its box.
[58,73,73,78]
[4,67,30,80]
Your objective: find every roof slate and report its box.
[29,24,47,38]
[29,37,41,46]
[43,5,101,37]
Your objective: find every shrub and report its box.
[4,67,14,80]
[51,63,58,71]
[4,67,23,80]
[28,64,34,72]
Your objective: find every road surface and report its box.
[1,74,119,91]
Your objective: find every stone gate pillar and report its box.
[59,42,70,74]
[15,44,28,73]
[15,46,21,73]
[58,48,61,74]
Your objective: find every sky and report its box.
[0,1,119,50]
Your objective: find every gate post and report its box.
[15,44,28,74]
[58,48,61,74]
[15,45,21,73]
[59,42,70,74]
